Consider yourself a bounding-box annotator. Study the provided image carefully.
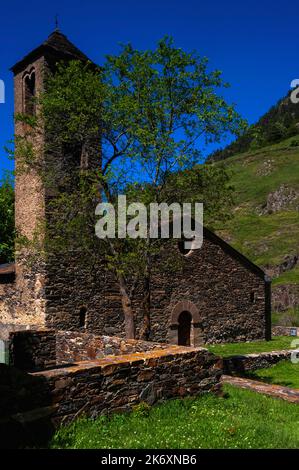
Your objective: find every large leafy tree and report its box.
[0,173,15,264]
[17,37,246,338]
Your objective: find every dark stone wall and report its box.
[0,345,222,447]
[43,233,268,345]
[223,349,293,374]
[9,329,56,371]
[44,256,124,335]
[36,346,223,424]
[148,236,267,344]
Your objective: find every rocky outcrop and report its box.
[259,184,299,214]
[272,284,299,312]
[264,253,298,278]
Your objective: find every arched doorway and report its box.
[169,300,204,347]
[178,311,192,346]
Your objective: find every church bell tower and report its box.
[11,30,91,325]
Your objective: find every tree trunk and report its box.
[140,272,151,340]
[107,238,135,339]
[118,272,135,339]
[140,237,151,340]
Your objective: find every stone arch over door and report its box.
[169,300,204,347]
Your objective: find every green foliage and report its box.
[272,265,299,287]
[208,336,293,357]
[42,60,104,149]
[209,92,299,162]
[50,384,299,449]
[249,361,299,389]
[102,36,246,187]
[0,174,15,263]
[272,307,299,327]
[132,401,151,417]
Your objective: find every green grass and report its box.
[50,384,299,449]
[272,307,299,327]
[207,336,293,357]
[214,137,299,270]
[249,361,299,389]
[272,266,299,286]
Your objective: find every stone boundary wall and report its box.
[0,345,222,447]
[35,346,223,424]
[56,330,170,363]
[223,350,294,374]
[4,328,172,371]
[9,329,56,371]
[272,326,299,337]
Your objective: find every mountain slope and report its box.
[209,91,299,162]
[213,135,299,325]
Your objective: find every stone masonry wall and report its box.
[147,235,268,344]
[34,346,223,424]
[9,329,56,371]
[14,56,47,325]
[272,326,299,337]
[0,282,18,324]
[0,345,222,447]
[223,350,294,375]
[56,330,169,364]
[43,233,268,346]
[44,256,124,336]
[5,328,171,370]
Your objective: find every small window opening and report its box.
[24,71,36,115]
[250,292,255,303]
[79,307,87,328]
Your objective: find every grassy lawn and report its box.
[207,336,293,357]
[51,384,299,449]
[249,360,299,389]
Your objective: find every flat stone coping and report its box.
[32,345,209,379]
[224,348,296,359]
[222,375,299,404]
[225,349,294,359]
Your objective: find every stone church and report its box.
[0,30,271,346]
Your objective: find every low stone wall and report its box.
[3,328,171,371]
[56,330,169,363]
[35,346,223,422]
[272,326,299,337]
[9,329,56,371]
[0,345,222,447]
[223,350,294,374]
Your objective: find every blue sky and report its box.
[0,0,297,178]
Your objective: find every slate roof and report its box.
[11,30,91,74]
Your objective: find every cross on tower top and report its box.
[55,14,59,31]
